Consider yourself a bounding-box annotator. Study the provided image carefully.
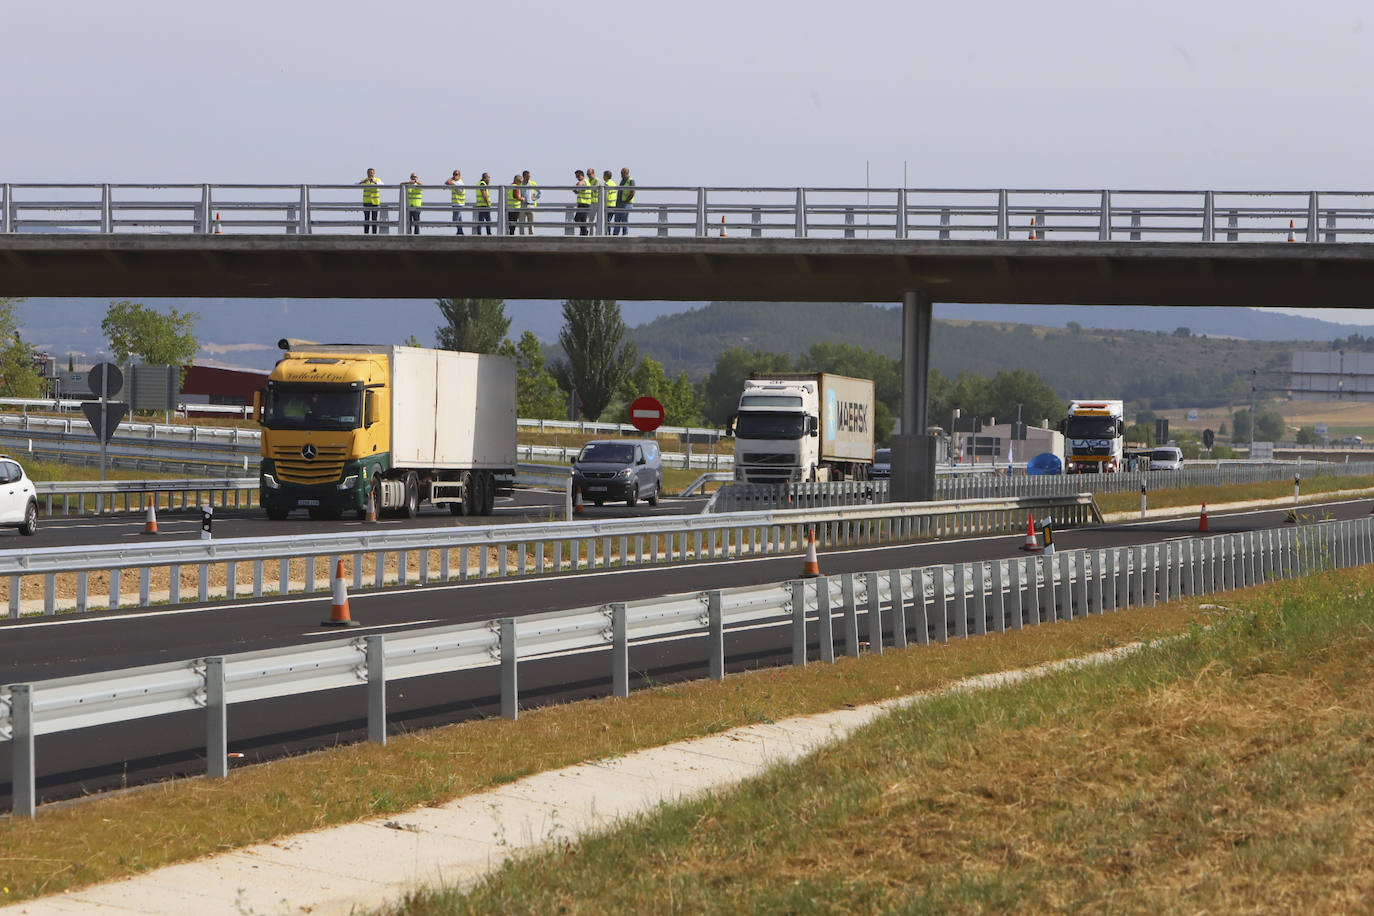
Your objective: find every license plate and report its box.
[587,486,607,492]
[296,499,320,507]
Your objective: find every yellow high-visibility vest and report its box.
[575,180,593,205]
[604,178,618,208]
[406,183,423,209]
[507,185,522,209]
[449,181,465,205]
[361,177,381,205]
[476,180,491,207]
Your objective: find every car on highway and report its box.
[0,455,38,535]
[1149,446,1184,471]
[572,439,662,507]
[871,447,891,479]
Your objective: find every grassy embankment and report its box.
[391,568,1374,914]
[1093,473,1374,515]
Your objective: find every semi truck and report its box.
[257,342,517,520]
[1058,399,1125,473]
[726,372,875,484]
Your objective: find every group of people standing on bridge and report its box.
[358,167,636,237]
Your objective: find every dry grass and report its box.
[399,569,1374,914]
[1095,475,1374,515]
[0,592,1205,902]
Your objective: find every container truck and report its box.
[1058,399,1125,473]
[726,373,875,483]
[256,341,517,520]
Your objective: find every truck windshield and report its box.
[1065,417,1119,439]
[734,412,806,440]
[264,385,362,430]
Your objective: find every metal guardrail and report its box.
[0,495,1097,619]
[34,478,259,516]
[3,511,1362,816]
[936,462,1374,500]
[4,185,1374,242]
[707,480,892,513]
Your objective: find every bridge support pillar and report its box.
[893,290,936,502]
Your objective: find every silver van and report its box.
[1149,446,1183,471]
[572,440,663,507]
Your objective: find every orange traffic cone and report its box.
[142,501,159,535]
[1019,513,1041,552]
[1287,219,1295,242]
[719,215,728,238]
[1042,523,1055,556]
[1198,501,1209,532]
[364,485,377,524]
[214,212,222,235]
[321,559,360,627]
[1028,217,1038,241]
[801,527,820,577]
[573,485,585,516]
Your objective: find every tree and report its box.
[1124,422,1155,447]
[615,357,704,427]
[435,298,509,354]
[1256,409,1286,442]
[0,298,42,398]
[498,332,565,419]
[1295,426,1319,445]
[1173,326,1192,337]
[1231,409,1251,441]
[101,300,199,367]
[550,299,637,421]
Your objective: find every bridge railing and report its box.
[8,184,1374,242]
[3,513,1363,816]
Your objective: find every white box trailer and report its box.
[389,347,517,467]
[729,372,876,483]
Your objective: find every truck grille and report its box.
[741,453,795,464]
[271,445,348,484]
[743,469,796,484]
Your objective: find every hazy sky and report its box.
[8,0,1374,323]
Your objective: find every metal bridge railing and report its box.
[3,512,1363,816]
[6,184,1374,242]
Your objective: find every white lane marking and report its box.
[301,619,440,636]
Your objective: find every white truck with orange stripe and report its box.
[1059,399,1125,473]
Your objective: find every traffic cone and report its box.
[1288,219,1295,242]
[364,485,377,524]
[573,485,585,516]
[1042,522,1055,556]
[1019,512,1041,552]
[801,527,820,577]
[719,215,728,238]
[1198,501,1209,532]
[214,212,222,235]
[142,501,158,535]
[1028,217,1037,241]
[321,559,360,627]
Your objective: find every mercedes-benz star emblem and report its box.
[301,444,317,461]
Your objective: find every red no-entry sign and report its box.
[630,396,665,432]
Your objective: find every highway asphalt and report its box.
[3,496,1369,809]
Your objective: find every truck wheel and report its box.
[361,475,382,519]
[460,471,479,517]
[266,505,289,521]
[480,471,496,515]
[403,472,420,518]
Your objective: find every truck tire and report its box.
[480,471,496,515]
[460,471,479,517]
[403,472,420,518]
[362,474,382,520]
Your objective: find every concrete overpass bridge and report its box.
[5,183,1374,497]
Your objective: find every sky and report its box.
[8,0,1374,325]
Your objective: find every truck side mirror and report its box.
[1056,419,1066,434]
[809,416,819,437]
[1116,419,1125,435]
[364,391,377,427]
[724,414,736,436]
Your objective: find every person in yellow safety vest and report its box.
[520,170,539,235]
[506,174,523,235]
[573,169,591,236]
[359,168,382,235]
[602,169,618,236]
[445,169,466,236]
[475,173,493,235]
[613,167,635,236]
[403,173,423,235]
[585,168,601,235]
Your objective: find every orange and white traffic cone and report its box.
[364,485,377,524]
[1028,217,1037,241]
[801,527,821,577]
[1042,523,1055,556]
[719,215,728,238]
[1198,501,1209,532]
[573,485,585,516]
[1019,513,1041,552]
[1288,219,1295,242]
[321,559,360,627]
[214,212,222,235]
[142,501,159,535]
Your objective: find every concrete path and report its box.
[1,647,1142,916]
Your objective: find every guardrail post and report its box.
[841,573,860,656]
[889,569,908,648]
[1099,189,1111,241]
[658,205,668,238]
[500,618,518,719]
[996,189,1008,240]
[366,635,386,745]
[937,206,950,241]
[200,184,211,234]
[933,566,949,642]
[896,190,909,239]
[1202,190,1214,241]
[1039,555,1055,623]
[1307,191,1318,243]
[816,575,835,662]
[206,657,228,779]
[695,189,707,237]
[101,183,113,233]
[596,185,607,236]
[795,188,807,238]
[953,563,969,638]
[611,602,630,696]
[707,591,725,680]
[790,580,808,665]
[299,184,311,234]
[844,207,855,239]
[1227,210,1238,241]
[11,684,35,817]
[1,183,10,233]
[864,572,883,653]
[1140,481,1147,518]
[1325,210,1337,242]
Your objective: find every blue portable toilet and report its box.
[1026,452,1063,476]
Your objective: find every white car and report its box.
[0,455,38,535]
[1149,446,1184,471]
